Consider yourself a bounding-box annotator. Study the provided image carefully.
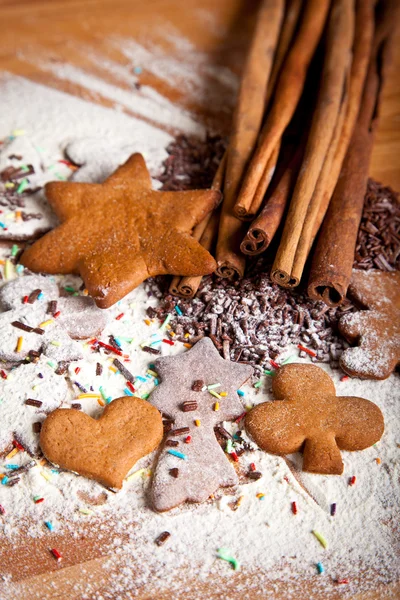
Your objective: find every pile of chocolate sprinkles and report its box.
[354,178,400,271]
[153,136,400,375]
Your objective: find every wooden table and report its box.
[0,0,399,188]
[0,1,399,598]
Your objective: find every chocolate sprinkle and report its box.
[113,358,135,383]
[169,468,179,478]
[248,471,263,480]
[25,399,43,407]
[71,403,82,410]
[142,346,161,355]
[96,362,103,376]
[165,440,179,447]
[155,531,171,546]
[48,300,58,315]
[181,401,198,412]
[169,427,190,436]
[27,289,41,304]
[11,321,33,332]
[191,379,204,391]
[32,422,42,433]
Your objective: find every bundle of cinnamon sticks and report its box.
[170,0,397,305]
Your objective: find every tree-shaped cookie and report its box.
[0,275,107,367]
[338,270,400,380]
[0,357,70,455]
[245,363,384,475]
[149,337,253,511]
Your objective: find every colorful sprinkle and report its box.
[44,521,54,531]
[292,501,297,515]
[15,336,24,352]
[39,319,54,328]
[312,530,328,549]
[5,447,19,460]
[167,449,188,460]
[214,402,220,411]
[297,344,317,357]
[50,548,62,562]
[115,313,124,320]
[209,389,221,400]
[34,497,44,504]
[217,548,240,571]
[316,562,324,575]
[78,393,101,399]
[349,475,356,486]
[237,389,245,397]
[174,306,183,316]
[194,419,201,427]
[330,503,337,517]
[256,493,265,500]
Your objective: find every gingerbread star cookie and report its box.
[40,396,164,489]
[149,337,253,512]
[245,363,384,475]
[21,154,220,308]
[339,270,400,380]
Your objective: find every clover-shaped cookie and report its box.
[245,363,384,475]
[0,275,107,368]
[150,338,253,511]
[0,357,70,455]
[338,270,400,380]
[40,396,163,489]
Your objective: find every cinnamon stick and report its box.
[169,154,226,296]
[271,0,355,288]
[215,0,285,278]
[289,0,375,280]
[308,0,397,306]
[240,144,303,256]
[175,211,220,298]
[233,0,331,221]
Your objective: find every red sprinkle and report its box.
[115,313,124,320]
[0,505,5,515]
[22,295,29,304]
[74,367,81,375]
[284,476,290,483]
[235,412,247,424]
[162,339,174,346]
[297,344,317,358]
[340,375,349,382]
[0,370,7,380]
[50,548,62,562]
[336,579,349,585]
[13,440,25,451]
[349,475,356,486]
[34,497,44,504]
[270,359,280,369]
[291,501,297,515]
[230,452,239,463]
[53,311,61,318]
[126,381,136,394]
[184,435,191,444]
[95,340,123,357]
[249,462,256,472]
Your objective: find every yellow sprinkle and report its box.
[236,495,245,507]
[50,341,61,347]
[256,493,265,500]
[220,391,228,397]
[126,468,147,482]
[32,385,40,392]
[39,319,54,328]
[97,398,105,407]
[15,211,22,220]
[109,366,118,373]
[165,324,171,330]
[312,530,328,549]
[183,343,192,349]
[214,402,220,411]
[4,259,14,280]
[147,369,158,378]
[195,419,201,427]
[40,471,52,482]
[5,447,19,460]
[16,336,24,353]
[144,319,151,326]
[82,289,89,296]
[78,393,101,399]
[375,457,381,465]
[0,260,4,265]
[5,182,14,189]
[12,129,25,136]
[79,508,93,515]
[38,458,47,466]
[209,389,221,400]
[184,333,190,338]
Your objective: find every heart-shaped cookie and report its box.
[40,396,163,488]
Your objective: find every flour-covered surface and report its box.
[0,73,173,241]
[0,243,398,598]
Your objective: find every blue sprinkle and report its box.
[16,264,24,274]
[237,389,245,397]
[154,379,159,386]
[174,306,183,316]
[113,337,122,348]
[106,397,112,404]
[51,469,59,474]
[134,66,143,74]
[44,521,54,531]
[136,375,147,383]
[167,449,188,460]
[5,465,19,470]
[149,363,156,370]
[1,477,9,485]
[124,387,134,397]
[316,562,324,575]
[37,292,44,300]
[0,223,6,229]
[150,340,162,346]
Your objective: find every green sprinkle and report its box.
[160,314,171,329]
[281,355,296,365]
[64,286,75,293]
[264,369,275,376]
[312,530,328,549]
[147,369,158,378]
[79,508,93,515]
[11,245,19,257]
[141,393,150,400]
[16,179,29,194]
[209,389,221,400]
[50,341,61,347]
[254,381,262,389]
[99,386,108,402]
[47,360,57,369]
[225,439,234,454]
[217,548,240,571]
[207,383,221,390]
